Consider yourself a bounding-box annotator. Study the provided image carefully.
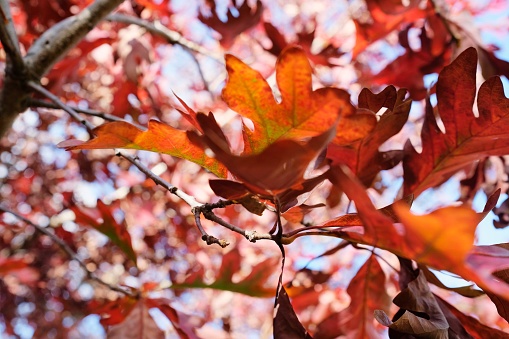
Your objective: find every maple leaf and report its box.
[315,255,391,339]
[222,45,375,154]
[58,120,227,178]
[170,248,277,297]
[403,47,509,196]
[71,200,137,265]
[327,86,411,185]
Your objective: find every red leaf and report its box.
[199,0,263,48]
[170,247,277,297]
[353,0,430,57]
[403,47,509,196]
[327,86,410,185]
[107,300,164,339]
[436,295,509,338]
[71,200,137,264]
[315,255,391,339]
[191,112,336,195]
[145,298,199,339]
[273,286,313,339]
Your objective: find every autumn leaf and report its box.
[353,0,430,57]
[145,298,199,339]
[315,255,391,339]
[436,295,509,338]
[273,286,313,339]
[191,112,335,195]
[327,86,410,185]
[90,296,138,326]
[170,248,277,297]
[107,300,164,339]
[403,47,509,196]
[262,21,344,67]
[375,270,449,337]
[58,119,227,178]
[199,0,263,48]
[222,45,374,154]
[71,200,137,265]
[368,14,453,100]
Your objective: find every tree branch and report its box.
[0,205,134,296]
[25,0,124,79]
[0,0,124,139]
[106,13,224,63]
[28,98,145,129]
[0,0,24,70]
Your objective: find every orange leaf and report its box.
[403,47,509,196]
[58,120,227,178]
[327,86,410,185]
[191,113,335,195]
[222,45,372,154]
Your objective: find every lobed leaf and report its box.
[404,47,509,196]
[328,87,411,186]
[222,45,374,154]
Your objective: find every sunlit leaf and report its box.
[223,45,374,154]
[404,47,509,196]
[58,120,227,178]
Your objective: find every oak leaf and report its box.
[327,86,410,185]
[222,45,374,154]
[403,47,509,196]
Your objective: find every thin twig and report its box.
[28,98,145,129]
[27,81,96,135]
[106,13,224,63]
[29,79,263,248]
[0,206,133,296]
[0,0,24,70]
